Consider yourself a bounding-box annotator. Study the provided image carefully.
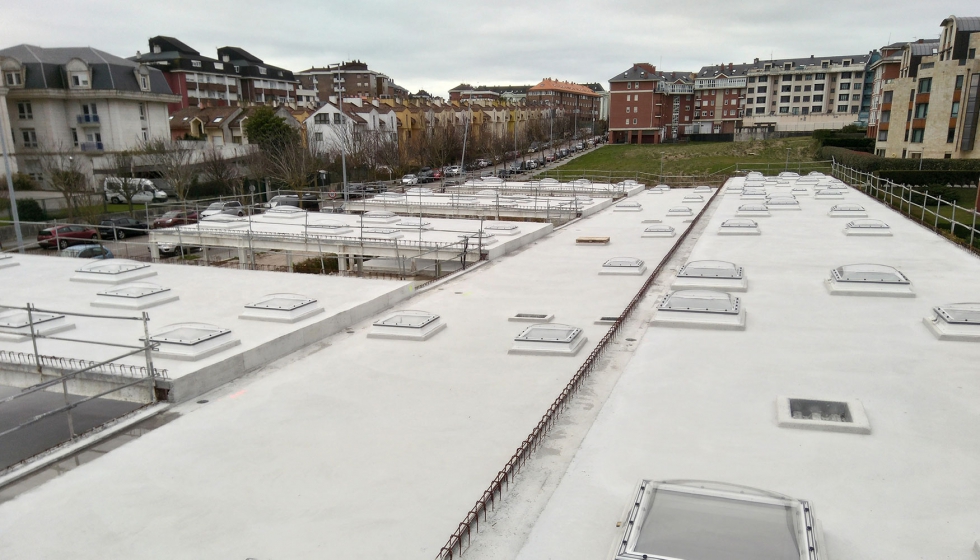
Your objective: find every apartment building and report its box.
[136,37,243,113]
[0,44,178,181]
[296,61,403,107]
[216,47,298,107]
[448,84,501,102]
[866,42,907,142]
[870,16,980,159]
[306,98,398,155]
[526,78,601,121]
[607,63,696,144]
[168,105,243,145]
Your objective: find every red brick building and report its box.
[527,78,601,120]
[607,63,696,144]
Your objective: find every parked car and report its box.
[37,225,100,249]
[60,244,114,259]
[444,166,462,177]
[475,159,490,168]
[104,178,168,204]
[201,201,244,218]
[98,217,148,240]
[418,170,436,184]
[267,194,320,211]
[545,154,556,163]
[401,174,419,185]
[152,210,198,229]
[157,242,202,257]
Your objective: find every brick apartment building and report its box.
[527,78,601,122]
[607,63,696,144]
[296,61,405,107]
[870,16,980,159]
[136,37,243,113]
[215,47,298,107]
[449,84,532,104]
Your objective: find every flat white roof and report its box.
[0,189,707,558]
[477,177,980,560]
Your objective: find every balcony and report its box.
[76,114,100,125]
[657,83,694,94]
[80,141,104,151]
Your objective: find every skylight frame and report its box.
[924,302,980,341]
[368,310,447,341]
[776,397,871,434]
[509,323,587,356]
[92,282,179,310]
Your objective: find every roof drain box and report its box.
[92,282,179,310]
[651,290,746,330]
[642,225,676,238]
[828,204,868,218]
[672,260,747,292]
[776,397,871,434]
[666,206,693,217]
[367,310,446,341]
[508,312,554,323]
[599,257,647,276]
[614,480,824,560]
[0,254,20,270]
[736,204,770,217]
[844,219,892,236]
[143,322,240,361]
[923,303,980,341]
[509,323,587,356]
[0,309,75,342]
[240,293,324,323]
[71,260,156,285]
[718,218,761,235]
[825,264,915,297]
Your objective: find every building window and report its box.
[756,96,765,103]
[333,113,342,124]
[138,103,146,120]
[632,118,637,124]
[915,103,928,118]
[803,96,810,102]
[314,132,323,142]
[815,73,826,80]
[140,74,150,90]
[918,78,932,93]
[814,83,824,92]
[955,75,965,90]
[71,72,89,87]
[142,128,148,141]
[757,86,767,93]
[626,107,630,113]
[627,82,632,89]
[71,128,78,147]
[794,85,802,92]
[793,96,800,102]
[910,128,925,143]
[17,102,32,120]
[948,128,956,143]
[755,107,765,114]
[259,67,268,75]
[314,114,328,124]
[840,83,851,90]
[4,71,22,86]
[781,85,792,92]
[882,91,893,103]
[969,48,976,59]
[837,104,848,112]
[191,60,202,68]
[780,95,790,103]
[633,106,637,112]
[21,129,38,148]
[881,110,890,123]
[812,106,822,113]
[779,107,789,113]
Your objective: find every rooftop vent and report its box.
[776,397,871,434]
[825,263,914,297]
[614,480,821,560]
[766,196,801,210]
[594,315,620,325]
[92,282,179,310]
[600,257,647,276]
[736,204,770,217]
[0,254,19,270]
[666,206,693,217]
[614,201,642,212]
[199,214,249,228]
[509,323,587,356]
[508,312,554,323]
[693,186,712,193]
[577,236,610,245]
[405,187,433,196]
[0,309,75,342]
[718,218,760,235]
[484,224,521,236]
[368,310,446,341]
[924,302,980,341]
[363,210,401,224]
[673,260,747,292]
[642,225,676,238]
[240,293,324,323]
[682,194,705,203]
[652,290,746,330]
[71,259,156,284]
[844,219,891,236]
[828,204,867,218]
[144,322,240,361]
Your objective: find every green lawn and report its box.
[544,137,822,177]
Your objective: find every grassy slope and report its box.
[550,137,821,176]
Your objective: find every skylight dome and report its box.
[0,254,19,270]
[539,178,560,186]
[405,187,433,196]
[92,282,179,310]
[719,218,760,235]
[368,310,446,341]
[790,186,811,196]
[924,303,980,341]
[200,214,248,228]
[144,322,240,360]
[682,194,705,202]
[826,264,914,297]
[570,178,592,186]
[614,201,642,212]
[509,323,587,356]
[844,219,891,236]
[308,220,353,234]
[614,480,821,560]
[654,184,670,190]
[72,259,156,284]
[814,189,845,200]
[600,257,647,276]
[828,204,867,218]
[373,192,406,201]
[363,210,400,224]
[240,293,323,323]
[475,189,499,197]
[261,205,306,219]
[666,206,693,216]
[652,290,746,329]
[778,171,800,178]
[766,196,801,210]
[693,186,712,193]
[362,228,404,238]
[642,225,676,238]
[736,204,770,217]
[674,260,747,291]
[0,308,74,342]
[740,189,767,200]
[396,218,433,230]
[776,397,872,434]
[484,223,521,236]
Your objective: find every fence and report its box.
[831,161,980,255]
[433,187,720,559]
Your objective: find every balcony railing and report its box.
[80,141,104,151]
[76,114,100,124]
[657,83,694,94]
[695,77,747,90]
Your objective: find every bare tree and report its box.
[200,146,243,197]
[141,138,195,201]
[104,150,142,216]
[34,142,89,221]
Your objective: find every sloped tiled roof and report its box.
[529,78,599,96]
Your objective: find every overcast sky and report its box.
[4,1,975,97]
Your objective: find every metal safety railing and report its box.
[830,161,980,256]
[433,186,721,559]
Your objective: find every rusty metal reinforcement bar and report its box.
[434,186,722,559]
[0,350,168,380]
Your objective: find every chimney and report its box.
[753,57,759,64]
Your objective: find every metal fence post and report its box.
[970,206,977,248]
[142,311,157,403]
[934,195,941,230]
[26,303,43,380]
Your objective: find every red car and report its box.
[152,210,199,229]
[37,225,100,249]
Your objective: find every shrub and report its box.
[13,198,47,222]
[293,255,339,275]
[877,170,979,189]
[0,173,39,192]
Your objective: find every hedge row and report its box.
[818,146,980,172]
[877,170,979,189]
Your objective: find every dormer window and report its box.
[258,67,267,75]
[214,62,224,70]
[4,71,22,86]
[192,60,202,68]
[71,72,89,87]
[152,45,161,54]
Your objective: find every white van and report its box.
[103,178,168,204]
